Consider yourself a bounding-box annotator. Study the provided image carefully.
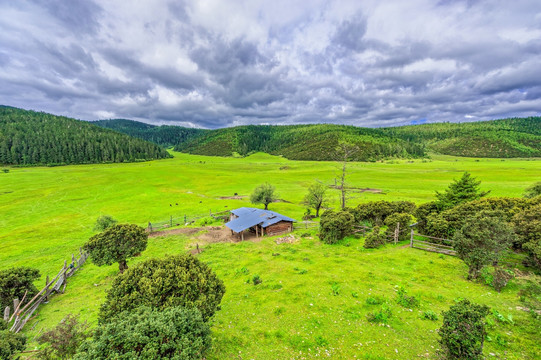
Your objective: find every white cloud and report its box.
[0,0,540,127]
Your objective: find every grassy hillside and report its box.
[92,119,207,147]
[1,153,540,358]
[175,124,426,161]
[383,117,541,158]
[0,107,171,166]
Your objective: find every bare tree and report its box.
[335,142,359,209]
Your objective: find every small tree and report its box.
[303,181,327,217]
[435,172,490,211]
[453,215,515,280]
[98,253,225,323]
[523,181,541,199]
[335,142,359,210]
[37,314,89,360]
[0,267,40,310]
[93,215,117,231]
[83,224,148,273]
[319,210,354,244]
[75,306,210,360]
[0,320,26,360]
[250,183,277,210]
[438,299,490,360]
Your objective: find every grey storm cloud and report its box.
[0,0,540,128]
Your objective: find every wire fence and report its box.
[146,209,231,232]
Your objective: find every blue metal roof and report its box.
[226,207,296,233]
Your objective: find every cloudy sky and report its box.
[1,0,540,128]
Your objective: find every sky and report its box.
[1,0,541,128]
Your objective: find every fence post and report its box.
[45,275,49,301]
[3,306,9,321]
[184,214,187,224]
[410,229,414,248]
[170,215,173,227]
[148,222,153,232]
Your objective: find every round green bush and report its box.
[319,210,354,244]
[75,306,210,360]
[438,299,490,360]
[0,267,40,310]
[99,254,225,323]
[363,227,386,249]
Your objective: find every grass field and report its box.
[1,152,540,359]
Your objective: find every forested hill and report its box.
[173,118,540,160]
[92,119,207,148]
[0,107,171,166]
[174,125,426,161]
[382,117,541,158]
[94,117,541,160]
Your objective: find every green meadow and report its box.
[1,152,540,359]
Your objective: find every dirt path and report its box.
[148,227,202,237]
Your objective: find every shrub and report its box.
[0,267,40,310]
[0,320,26,360]
[98,253,225,323]
[453,215,515,280]
[83,224,148,273]
[420,310,438,321]
[363,227,386,249]
[365,296,385,305]
[319,210,354,244]
[37,314,89,360]
[331,282,341,296]
[396,287,420,308]
[366,304,392,324]
[75,306,210,360]
[1,168,9,173]
[414,201,440,234]
[438,299,490,360]
[492,268,514,293]
[352,200,415,225]
[93,215,117,231]
[384,212,413,240]
[252,275,262,285]
[512,204,541,270]
[524,181,541,199]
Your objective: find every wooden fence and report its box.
[410,230,456,256]
[147,209,230,232]
[295,220,319,230]
[3,249,88,333]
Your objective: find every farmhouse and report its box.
[225,207,296,240]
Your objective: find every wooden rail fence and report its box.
[410,230,456,256]
[3,249,88,333]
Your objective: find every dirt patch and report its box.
[275,234,297,244]
[148,227,202,238]
[329,185,383,193]
[219,195,246,200]
[273,198,292,203]
[196,227,235,244]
